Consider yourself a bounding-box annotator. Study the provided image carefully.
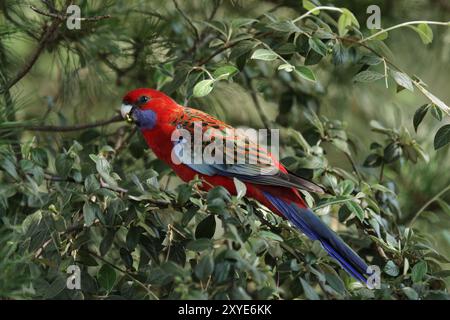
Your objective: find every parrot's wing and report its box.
[171,108,324,194]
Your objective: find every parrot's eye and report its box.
[137,96,150,105]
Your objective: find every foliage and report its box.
[0,0,449,300]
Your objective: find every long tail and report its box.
[263,192,369,283]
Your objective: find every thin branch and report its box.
[87,250,159,300]
[1,3,111,93]
[1,14,63,92]
[11,114,122,132]
[243,71,271,128]
[208,0,221,21]
[292,6,344,23]
[172,0,200,41]
[344,152,362,181]
[361,20,450,43]
[196,40,241,65]
[408,184,450,227]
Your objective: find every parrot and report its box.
[120,88,371,283]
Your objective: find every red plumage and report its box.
[121,88,370,283]
[122,88,308,215]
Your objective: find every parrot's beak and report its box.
[121,104,134,124]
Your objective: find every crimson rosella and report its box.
[120,88,370,283]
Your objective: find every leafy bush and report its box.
[0,0,449,300]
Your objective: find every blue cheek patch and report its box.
[134,109,157,130]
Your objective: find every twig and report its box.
[292,6,344,23]
[361,20,450,43]
[10,114,122,132]
[1,12,63,92]
[379,162,385,183]
[208,0,221,21]
[344,152,362,181]
[243,71,271,128]
[196,39,242,66]
[87,250,159,299]
[408,184,450,227]
[172,0,200,41]
[115,127,137,154]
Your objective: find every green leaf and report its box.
[193,79,214,98]
[308,38,327,56]
[250,48,278,61]
[90,155,118,188]
[353,70,385,83]
[383,142,402,163]
[55,154,74,179]
[345,201,365,221]
[97,264,116,292]
[126,226,141,251]
[430,104,443,121]
[339,180,355,195]
[304,50,323,65]
[384,260,399,277]
[295,66,316,82]
[100,230,115,256]
[410,23,433,44]
[414,83,450,115]
[411,260,427,283]
[338,9,359,37]
[213,65,238,80]
[302,0,319,14]
[120,247,133,269]
[370,29,388,41]
[402,287,419,300]
[44,277,66,299]
[259,230,283,242]
[324,271,346,295]
[300,278,319,300]
[233,177,247,200]
[195,215,216,239]
[363,154,382,167]
[186,238,213,251]
[177,183,193,206]
[83,202,100,227]
[85,174,100,193]
[434,124,450,150]
[277,63,295,72]
[390,70,414,92]
[31,148,48,167]
[195,254,214,280]
[413,104,430,132]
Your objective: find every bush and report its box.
[0,0,449,300]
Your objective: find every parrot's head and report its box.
[121,88,179,130]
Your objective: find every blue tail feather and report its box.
[263,192,369,283]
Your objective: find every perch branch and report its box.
[12,114,122,132]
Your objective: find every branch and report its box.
[292,6,344,23]
[87,249,159,299]
[172,0,200,41]
[243,70,271,128]
[361,20,450,43]
[408,184,450,227]
[1,13,63,93]
[12,114,122,132]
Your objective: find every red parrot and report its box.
[121,88,370,283]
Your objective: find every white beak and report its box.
[120,104,133,119]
